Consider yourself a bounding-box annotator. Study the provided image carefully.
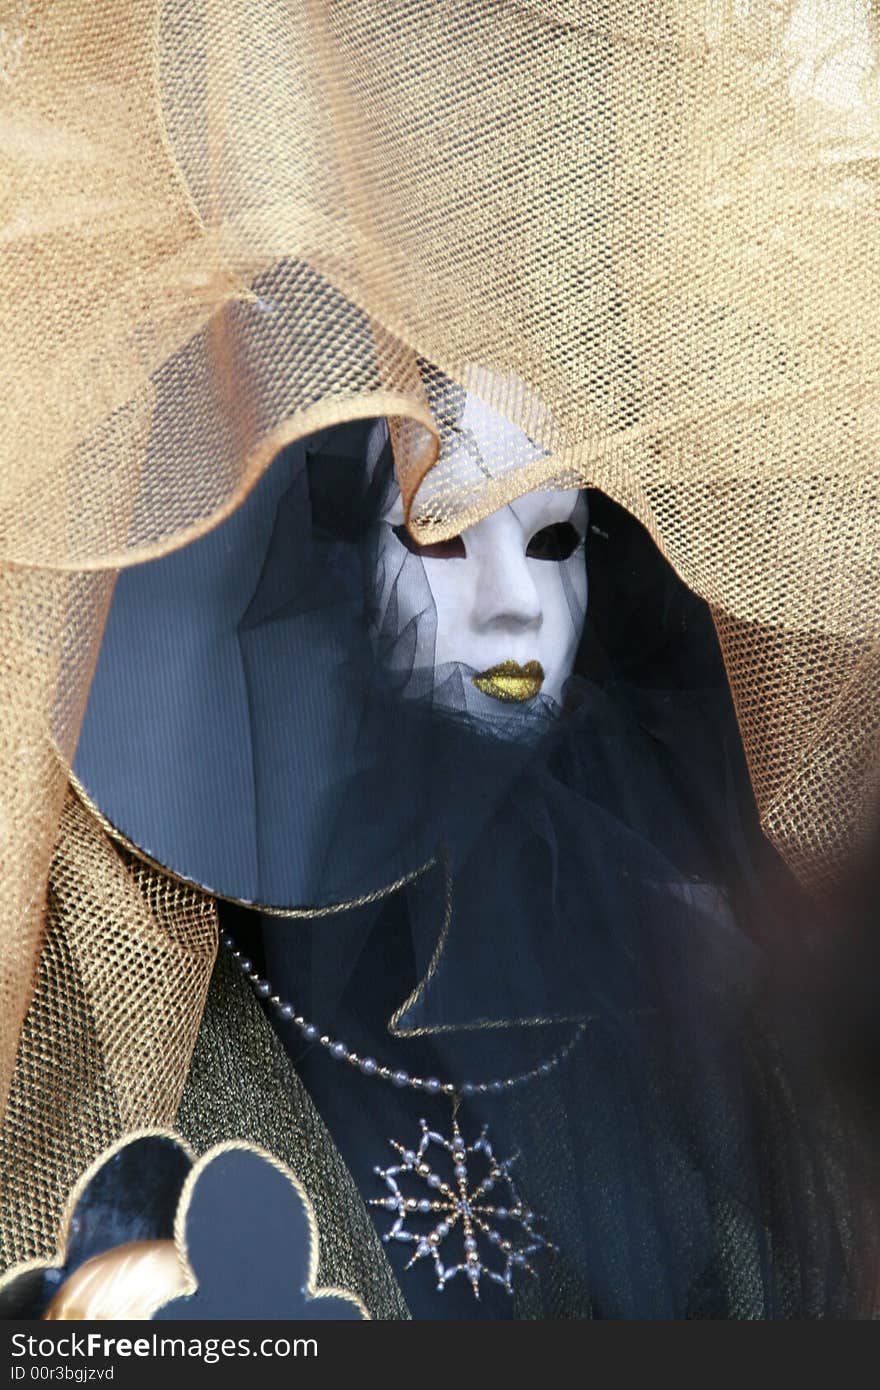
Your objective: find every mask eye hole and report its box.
[391,524,466,559]
[526,521,582,561]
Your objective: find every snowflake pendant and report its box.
[370,1117,555,1298]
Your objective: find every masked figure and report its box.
[8,377,841,1320]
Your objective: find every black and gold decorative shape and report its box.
[0,1133,368,1321]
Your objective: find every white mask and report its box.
[368,384,588,722]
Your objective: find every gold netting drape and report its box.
[1,1,879,1251]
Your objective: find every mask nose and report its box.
[470,529,542,634]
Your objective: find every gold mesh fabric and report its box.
[1,0,878,1231]
[0,792,216,1268]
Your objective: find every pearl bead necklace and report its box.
[223,931,586,1101]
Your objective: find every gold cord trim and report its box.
[66,765,436,919]
[387,844,597,1036]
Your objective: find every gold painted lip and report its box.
[472,659,545,703]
